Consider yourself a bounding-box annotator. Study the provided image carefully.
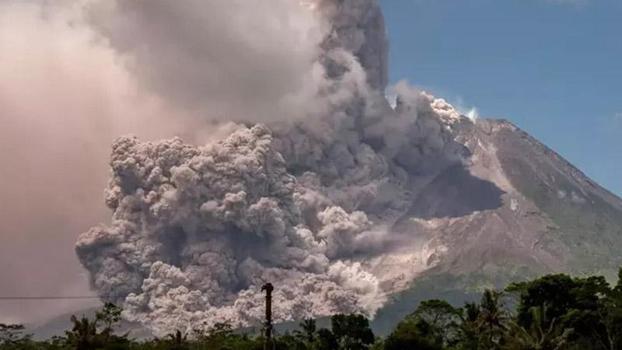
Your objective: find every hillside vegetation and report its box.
[2,269,622,350]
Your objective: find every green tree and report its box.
[63,303,129,350]
[508,273,612,349]
[190,322,261,350]
[0,324,27,345]
[65,315,100,350]
[410,299,463,347]
[596,268,622,350]
[330,314,375,350]
[299,319,317,345]
[505,304,572,350]
[456,302,482,350]
[288,318,317,350]
[162,330,188,350]
[0,323,36,349]
[315,328,338,350]
[476,289,509,349]
[96,302,124,344]
[384,318,442,350]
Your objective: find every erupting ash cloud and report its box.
[77,127,385,334]
[73,0,471,334]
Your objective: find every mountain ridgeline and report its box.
[373,117,622,333]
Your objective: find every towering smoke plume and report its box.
[76,0,470,334]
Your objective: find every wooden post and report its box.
[261,283,274,350]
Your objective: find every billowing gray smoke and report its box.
[76,0,470,335]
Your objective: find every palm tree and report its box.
[458,302,481,350]
[65,315,99,350]
[167,329,188,350]
[508,304,573,350]
[477,290,509,349]
[298,318,317,344]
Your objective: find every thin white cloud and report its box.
[453,95,480,121]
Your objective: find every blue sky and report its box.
[380,0,622,196]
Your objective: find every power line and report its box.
[0,296,103,300]
[0,290,398,301]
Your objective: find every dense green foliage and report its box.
[2,270,622,349]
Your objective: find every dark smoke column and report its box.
[315,0,389,91]
[262,283,274,350]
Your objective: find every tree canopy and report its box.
[2,269,622,349]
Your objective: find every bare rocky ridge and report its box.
[372,116,622,333]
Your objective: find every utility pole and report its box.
[261,283,274,350]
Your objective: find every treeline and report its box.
[2,269,622,350]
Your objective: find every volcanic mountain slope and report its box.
[372,116,622,333]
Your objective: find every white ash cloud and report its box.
[0,0,473,332]
[0,0,257,324]
[0,1,205,323]
[76,126,386,335]
[84,0,325,123]
[84,0,389,125]
[76,99,465,334]
[74,0,473,335]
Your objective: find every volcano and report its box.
[73,0,622,336]
[372,115,622,333]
